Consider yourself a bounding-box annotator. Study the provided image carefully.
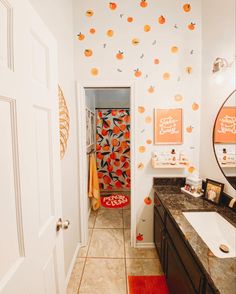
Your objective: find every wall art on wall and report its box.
[214,107,236,143]
[154,108,183,144]
[58,85,70,160]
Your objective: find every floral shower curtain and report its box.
[96,109,130,191]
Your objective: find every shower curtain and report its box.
[96,109,130,191]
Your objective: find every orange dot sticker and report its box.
[186,66,193,74]
[144,196,152,205]
[188,166,195,173]
[134,69,142,77]
[188,22,196,30]
[107,29,114,37]
[158,15,166,24]
[146,139,152,144]
[86,10,94,17]
[154,58,160,65]
[77,33,85,41]
[144,25,151,32]
[163,72,170,80]
[90,28,96,34]
[192,103,199,111]
[138,106,145,113]
[148,86,155,93]
[139,146,146,153]
[183,3,191,12]
[186,126,193,133]
[171,46,179,53]
[91,68,99,76]
[145,116,152,124]
[174,94,183,102]
[109,2,117,10]
[140,0,148,8]
[84,49,93,57]
[127,17,133,22]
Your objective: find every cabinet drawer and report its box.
[154,193,166,223]
[166,215,203,292]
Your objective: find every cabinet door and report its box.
[165,236,196,294]
[154,208,165,266]
[205,283,216,294]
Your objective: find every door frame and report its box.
[76,80,137,247]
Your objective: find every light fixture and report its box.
[212,57,229,73]
[212,56,235,73]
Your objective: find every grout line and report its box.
[77,213,96,294]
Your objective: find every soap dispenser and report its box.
[170,149,176,165]
[222,148,228,164]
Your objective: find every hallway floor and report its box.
[67,199,163,294]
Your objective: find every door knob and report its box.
[56,218,70,231]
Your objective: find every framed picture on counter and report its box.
[204,178,224,204]
[154,108,183,144]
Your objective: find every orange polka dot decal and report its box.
[96,109,130,190]
[139,146,146,153]
[192,103,199,111]
[163,72,170,80]
[91,67,99,76]
[138,106,145,113]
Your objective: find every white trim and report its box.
[136,242,156,248]
[65,242,82,286]
[76,80,137,248]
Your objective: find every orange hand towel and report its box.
[88,153,101,211]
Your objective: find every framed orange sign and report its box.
[214,107,236,143]
[154,108,183,144]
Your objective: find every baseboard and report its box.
[135,242,156,248]
[65,242,82,286]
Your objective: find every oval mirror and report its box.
[213,90,236,190]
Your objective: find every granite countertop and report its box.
[153,185,236,294]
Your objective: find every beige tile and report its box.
[66,258,85,294]
[79,258,126,294]
[87,229,125,258]
[88,210,97,229]
[124,229,158,259]
[95,208,123,229]
[123,210,130,229]
[123,201,130,210]
[78,229,93,257]
[126,258,163,276]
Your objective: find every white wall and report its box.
[74,0,202,244]
[200,0,236,197]
[29,0,80,276]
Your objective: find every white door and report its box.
[0,0,66,293]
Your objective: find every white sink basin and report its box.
[183,212,236,258]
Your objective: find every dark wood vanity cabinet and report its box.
[154,193,216,294]
[154,207,165,266]
[165,235,196,294]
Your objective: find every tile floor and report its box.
[67,196,163,294]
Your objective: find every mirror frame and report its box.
[212,89,236,190]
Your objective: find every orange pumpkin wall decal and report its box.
[58,85,70,160]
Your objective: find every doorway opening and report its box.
[77,82,136,249]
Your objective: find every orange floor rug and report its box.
[101,194,130,208]
[128,275,169,294]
